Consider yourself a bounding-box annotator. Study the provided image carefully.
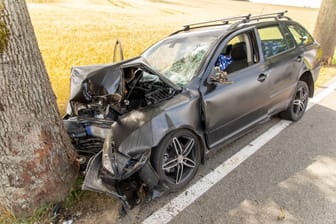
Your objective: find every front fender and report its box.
[117,89,205,155]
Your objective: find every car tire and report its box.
[280,80,309,121]
[152,129,202,192]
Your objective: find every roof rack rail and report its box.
[170,11,290,36]
[229,10,290,30]
[183,14,252,30]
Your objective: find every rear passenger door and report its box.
[286,22,321,82]
[256,24,301,115]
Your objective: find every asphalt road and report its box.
[118,79,336,224]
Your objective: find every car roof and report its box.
[170,11,296,39]
[169,20,285,41]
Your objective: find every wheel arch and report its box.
[299,71,314,97]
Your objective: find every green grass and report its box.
[0,204,55,224]
[0,177,88,224]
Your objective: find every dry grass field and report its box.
[27,0,326,114]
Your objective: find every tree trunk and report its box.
[313,0,336,64]
[0,0,78,217]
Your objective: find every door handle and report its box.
[296,56,303,63]
[257,73,268,82]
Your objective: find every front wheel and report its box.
[152,129,202,192]
[280,81,309,121]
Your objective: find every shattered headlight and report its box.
[102,130,116,175]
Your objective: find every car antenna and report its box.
[113,39,124,63]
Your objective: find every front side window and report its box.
[287,24,314,46]
[214,32,258,75]
[258,25,290,58]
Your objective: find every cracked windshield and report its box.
[143,34,219,86]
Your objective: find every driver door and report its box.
[201,28,270,148]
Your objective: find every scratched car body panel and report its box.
[63,12,321,210]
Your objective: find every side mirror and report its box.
[209,67,233,85]
[300,36,308,44]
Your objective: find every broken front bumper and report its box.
[82,133,160,209]
[82,151,130,208]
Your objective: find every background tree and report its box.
[313,0,336,64]
[0,0,78,217]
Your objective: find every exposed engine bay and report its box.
[70,66,176,122]
[64,64,177,154]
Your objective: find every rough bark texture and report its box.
[0,0,78,217]
[313,0,336,64]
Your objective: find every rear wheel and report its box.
[152,129,202,191]
[280,81,309,121]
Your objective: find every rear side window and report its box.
[287,24,314,46]
[257,26,290,58]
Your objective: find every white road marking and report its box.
[142,77,336,224]
[308,78,336,108]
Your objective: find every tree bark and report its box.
[0,0,78,217]
[313,0,336,64]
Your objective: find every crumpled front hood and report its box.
[66,58,138,115]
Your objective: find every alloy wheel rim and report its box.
[293,86,308,117]
[162,136,197,184]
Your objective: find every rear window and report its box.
[258,25,291,58]
[287,24,314,46]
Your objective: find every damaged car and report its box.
[63,11,321,210]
